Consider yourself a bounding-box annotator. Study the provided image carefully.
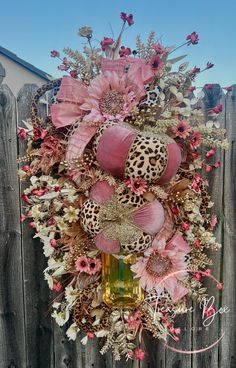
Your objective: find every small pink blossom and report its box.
[204,164,213,172]
[193,272,202,281]
[53,282,62,292]
[125,177,147,196]
[31,188,48,196]
[21,165,31,172]
[70,70,78,79]
[186,31,199,45]
[214,161,221,168]
[54,186,61,192]
[204,306,215,317]
[128,351,135,359]
[190,66,201,76]
[29,222,36,229]
[127,311,142,330]
[189,131,202,150]
[18,128,27,140]
[209,215,217,230]
[75,256,90,273]
[204,269,211,276]
[20,214,27,222]
[150,55,164,73]
[193,239,201,248]
[210,103,222,114]
[206,148,216,158]
[206,62,214,69]
[223,86,233,92]
[152,42,168,55]
[191,174,202,192]
[50,50,60,58]
[41,136,61,154]
[33,128,48,140]
[181,223,190,231]
[120,12,134,26]
[188,86,196,92]
[205,84,214,90]
[119,46,132,57]
[217,282,223,290]
[86,332,95,340]
[88,258,101,275]
[135,348,145,361]
[50,239,57,248]
[172,120,191,139]
[21,194,31,205]
[58,64,70,71]
[100,37,114,51]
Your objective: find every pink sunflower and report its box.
[172,120,191,139]
[75,256,90,273]
[79,71,145,122]
[189,131,202,149]
[131,237,190,302]
[88,258,101,275]
[125,177,147,196]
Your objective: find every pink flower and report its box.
[86,332,95,339]
[20,214,27,222]
[186,32,199,45]
[58,64,70,71]
[223,86,233,92]
[18,128,27,140]
[206,62,214,69]
[181,223,190,231]
[75,256,90,273]
[188,86,196,92]
[191,174,202,192]
[21,165,31,172]
[204,306,215,317]
[50,239,57,248]
[193,239,201,248]
[131,239,190,301]
[193,272,202,281]
[209,215,217,230]
[119,46,132,57]
[214,161,221,168]
[29,222,36,229]
[210,103,222,114]
[33,128,48,140]
[190,66,201,76]
[88,258,101,275]
[128,351,135,359]
[120,12,134,26]
[21,194,31,205]
[41,136,61,154]
[135,348,145,361]
[150,55,164,73]
[31,188,48,196]
[50,50,60,58]
[206,148,216,158]
[127,311,142,330]
[79,71,145,122]
[152,43,168,55]
[53,282,62,292]
[217,282,223,290]
[125,177,147,196]
[70,70,78,79]
[205,84,214,90]
[204,164,213,172]
[172,121,191,139]
[100,37,114,51]
[189,131,202,150]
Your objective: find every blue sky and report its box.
[1,0,236,87]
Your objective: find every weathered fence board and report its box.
[0,82,235,368]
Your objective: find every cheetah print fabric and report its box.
[80,190,154,253]
[125,134,168,182]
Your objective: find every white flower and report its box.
[52,310,70,326]
[34,232,55,257]
[95,330,109,338]
[63,206,80,223]
[65,286,78,308]
[81,335,88,345]
[44,272,53,289]
[66,323,80,341]
[55,217,69,232]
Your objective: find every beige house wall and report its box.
[0,54,50,96]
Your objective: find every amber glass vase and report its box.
[102,253,144,308]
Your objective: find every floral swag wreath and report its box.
[18,12,229,362]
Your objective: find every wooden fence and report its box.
[0,82,235,368]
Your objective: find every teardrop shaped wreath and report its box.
[18,12,228,361]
